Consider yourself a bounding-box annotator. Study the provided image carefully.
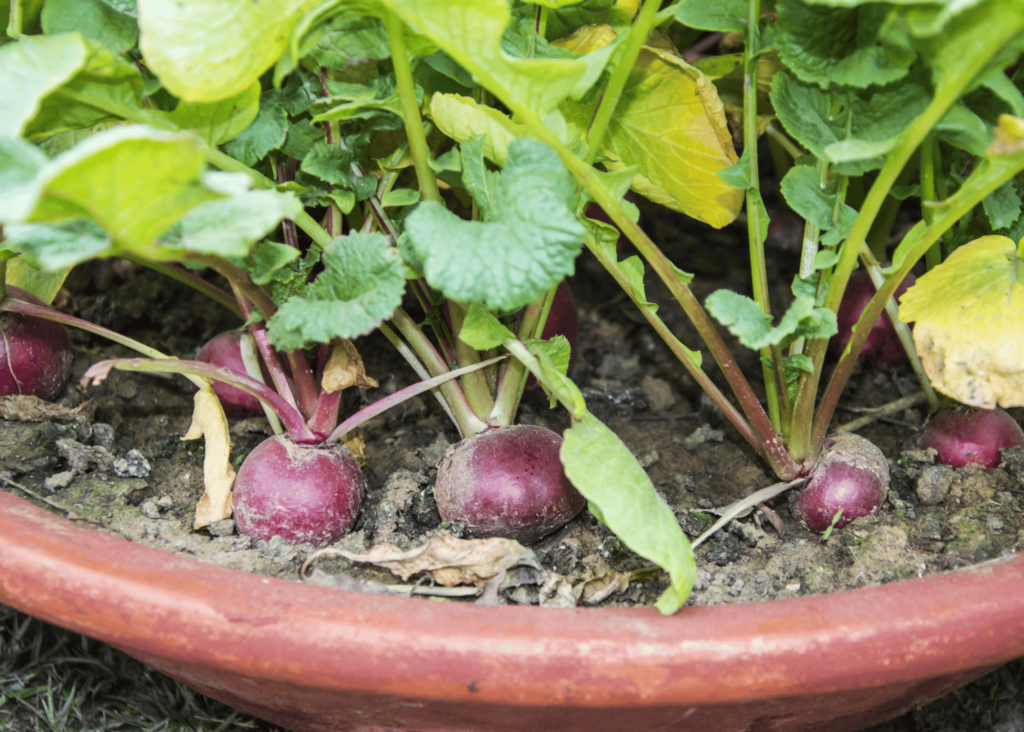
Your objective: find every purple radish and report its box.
[829,271,916,371]
[791,433,889,533]
[522,281,579,401]
[0,286,73,401]
[434,424,585,545]
[233,434,364,546]
[920,407,1024,471]
[196,331,269,419]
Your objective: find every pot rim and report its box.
[2,490,1023,709]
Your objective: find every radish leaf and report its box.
[41,0,138,54]
[405,137,584,312]
[0,34,87,137]
[561,411,696,615]
[267,233,405,349]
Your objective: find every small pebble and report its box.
[44,470,75,492]
[140,500,161,520]
[987,516,1004,533]
[114,449,151,478]
[156,495,173,509]
[640,375,677,412]
[208,519,236,537]
[916,465,954,506]
[637,450,660,469]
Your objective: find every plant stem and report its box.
[448,302,495,420]
[864,155,917,260]
[385,11,442,204]
[921,138,942,270]
[741,0,780,435]
[583,0,661,165]
[7,0,22,38]
[390,307,487,438]
[238,333,284,434]
[378,322,460,430]
[489,286,552,426]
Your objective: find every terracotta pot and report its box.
[2,489,1023,732]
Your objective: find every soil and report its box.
[3,208,1024,614]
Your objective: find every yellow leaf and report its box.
[321,339,378,394]
[556,29,744,228]
[5,257,69,304]
[898,235,1024,408]
[427,93,528,166]
[184,386,237,528]
[988,114,1024,156]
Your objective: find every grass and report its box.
[0,603,288,732]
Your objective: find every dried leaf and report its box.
[336,533,542,587]
[321,338,378,394]
[0,395,95,422]
[578,571,631,605]
[184,386,237,529]
[340,429,366,467]
[538,573,576,608]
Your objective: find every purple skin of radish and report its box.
[790,433,889,533]
[828,271,916,371]
[232,434,364,546]
[434,424,586,545]
[196,331,269,419]
[0,286,73,401]
[920,407,1024,471]
[522,281,578,401]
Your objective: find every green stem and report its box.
[864,155,917,261]
[390,307,487,438]
[0,257,7,301]
[7,0,22,38]
[921,138,942,270]
[741,0,779,434]
[583,0,662,165]
[378,322,460,431]
[385,11,442,204]
[448,302,494,420]
[489,285,553,426]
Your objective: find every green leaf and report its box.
[280,118,324,160]
[771,70,930,175]
[0,34,89,137]
[933,103,992,156]
[707,276,837,350]
[524,337,584,414]
[267,233,405,350]
[308,12,391,70]
[405,137,585,312]
[22,39,147,140]
[619,256,657,312]
[138,0,316,102]
[561,411,696,615]
[3,219,112,270]
[381,188,420,207]
[380,0,621,117]
[4,256,70,304]
[717,145,755,190]
[0,137,46,215]
[222,100,289,167]
[160,190,302,258]
[674,0,746,34]
[41,0,138,54]
[2,125,221,251]
[458,303,514,350]
[780,164,858,240]
[246,241,300,286]
[164,82,261,146]
[813,249,839,269]
[545,0,618,40]
[982,179,1022,230]
[428,93,529,166]
[775,0,915,89]
[301,142,378,200]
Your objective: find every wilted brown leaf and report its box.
[0,396,95,422]
[321,339,378,394]
[334,533,542,587]
[184,387,236,529]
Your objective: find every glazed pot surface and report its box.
[2,490,1023,732]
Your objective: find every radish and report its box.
[522,281,579,401]
[434,424,586,545]
[0,286,73,401]
[232,434,364,546]
[920,407,1024,470]
[829,270,916,370]
[790,433,889,533]
[196,331,268,419]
